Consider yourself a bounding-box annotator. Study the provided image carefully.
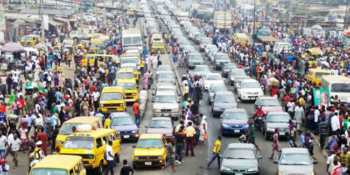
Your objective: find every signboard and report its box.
[303,28,326,38]
[43,15,49,30]
[313,88,330,108]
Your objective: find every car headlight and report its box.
[213,107,220,110]
[135,157,139,160]
[56,140,63,144]
[100,104,103,107]
[267,127,275,132]
[166,134,172,137]
[158,156,162,159]
[248,167,259,172]
[220,166,230,171]
[222,124,229,128]
[131,93,136,95]
[278,172,285,175]
[132,130,137,133]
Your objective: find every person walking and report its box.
[206,136,222,169]
[105,141,115,175]
[0,158,9,175]
[8,134,21,168]
[162,140,178,172]
[120,159,134,175]
[319,117,328,149]
[36,128,48,156]
[143,71,149,90]
[173,54,178,68]
[174,127,186,164]
[133,100,141,128]
[294,103,304,129]
[184,122,195,156]
[269,129,281,159]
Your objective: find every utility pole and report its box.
[80,1,83,32]
[103,0,106,27]
[252,0,256,60]
[40,0,45,42]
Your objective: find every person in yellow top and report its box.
[184,122,196,156]
[104,116,111,129]
[140,59,145,75]
[207,136,222,169]
[183,84,189,99]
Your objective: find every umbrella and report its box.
[0,42,25,52]
[33,43,49,50]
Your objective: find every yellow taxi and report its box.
[60,127,121,174]
[127,6,137,17]
[82,54,120,67]
[121,53,141,71]
[116,79,138,102]
[29,155,86,175]
[132,134,167,169]
[20,35,41,46]
[120,63,139,82]
[151,34,165,54]
[100,86,126,113]
[116,68,136,81]
[232,33,250,46]
[55,117,102,149]
[305,68,331,85]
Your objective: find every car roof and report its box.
[268,112,289,115]
[188,52,201,55]
[110,112,131,117]
[227,143,256,149]
[241,79,258,83]
[281,148,309,154]
[151,117,171,121]
[207,73,221,76]
[259,96,279,100]
[139,134,163,139]
[156,91,176,95]
[215,91,233,95]
[224,108,247,113]
[157,83,176,88]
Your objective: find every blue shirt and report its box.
[55,92,61,103]
[328,136,338,150]
[0,114,6,123]
[299,134,306,148]
[143,49,148,56]
[288,55,293,62]
[173,55,178,62]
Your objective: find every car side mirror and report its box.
[313,160,318,164]
[273,160,278,164]
[132,145,136,148]
[258,155,262,159]
[145,126,148,128]
[219,115,223,119]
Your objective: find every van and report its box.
[60,128,121,174]
[90,39,107,49]
[232,33,250,46]
[20,35,41,46]
[100,86,126,113]
[120,63,139,80]
[273,42,291,53]
[321,75,350,104]
[82,54,120,67]
[55,117,102,149]
[29,155,86,175]
[121,53,141,70]
[116,68,135,81]
[151,34,165,54]
[132,134,167,169]
[302,48,324,58]
[116,79,139,102]
[305,68,331,85]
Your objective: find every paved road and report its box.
[13,1,327,175]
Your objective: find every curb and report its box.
[310,132,328,160]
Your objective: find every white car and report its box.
[205,45,217,55]
[203,73,225,91]
[237,79,264,102]
[189,31,201,40]
[152,91,180,120]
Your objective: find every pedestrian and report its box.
[199,115,207,145]
[143,71,149,90]
[104,116,111,129]
[206,136,222,169]
[19,125,28,153]
[162,139,178,172]
[120,159,134,175]
[184,122,195,156]
[247,120,257,148]
[297,130,306,148]
[0,158,9,175]
[0,131,6,158]
[332,112,341,133]
[8,134,21,168]
[133,100,140,128]
[36,128,47,156]
[319,117,328,149]
[105,141,115,175]
[174,127,185,164]
[269,129,281,159]
[294,102,304,129]
[91,89,100,112]
[173,54,178,68]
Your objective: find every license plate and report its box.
[234,130,240,133]
[250,97,256,100]
[236,173,242,175]
[124,135,130,138]
[145,162,152,165]
[163,113,169,116]
[279,132,285,136]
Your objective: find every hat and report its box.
[0,158,5,163]
[36,141,42,145]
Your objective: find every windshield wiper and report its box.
[220,101,233,103]
[157,126,171,128]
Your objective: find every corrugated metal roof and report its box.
[20,8,74,17]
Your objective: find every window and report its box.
[96,138,103,148]
[86,56,95,60]
[110,133,116,141]
[74,164,80,175]
[101,92,123,100]
[103,135,110,145]
[331,83,350,93]
[63,137,94,149]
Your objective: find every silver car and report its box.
[157,71,176,85]
[186,52,204,69]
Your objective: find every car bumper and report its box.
[222,128,245,135]
[215,64,224,69]
[240,95,261,101]
[120,133,140,140]
[153,112,178,117]
[125,96,138,102]
[266,130,290,138]
[133,160,165,167]
[213,109,225,115]
[100,106,125,113]
[221,171,259,175]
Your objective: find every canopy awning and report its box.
[49,20,64,26]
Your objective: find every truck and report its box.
[191,2,214,21]
[213,11,232,33]
[253,30,278,44]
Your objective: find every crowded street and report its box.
[3,0,350,174]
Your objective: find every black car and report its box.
[262,112,294,140]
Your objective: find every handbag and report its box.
[204,133,208,140]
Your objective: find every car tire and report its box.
[133,163,138,170]
[264,131,268,140]
[96,161,104,174]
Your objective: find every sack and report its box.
[204,133,208,140]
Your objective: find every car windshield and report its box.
[116,72,133,79]
[158,66,171,71]
[224,148,256,159]
[331,83,350,93]
[183,47,195,52]
[189,55,202,60]
[206,75,222,80]
[111,117,134,126]
[241,82,260,89]
[30,169,68,175]
[216,55,229,60]
[195,66,210,71]
[121,58,138,64]
[59,123,80,135]
[63,137,94,149]
[21,36,32,40]
[155,95,177,103]
[224,112,248,120]
[260,99,280,106]
[210,85,227,92]
[267,115,290,123]
[195,34,206,38]
[201,40,211,44]
[225,64,238,69]
[230,70,246,75]
[158,73,174,79]
[153,42,163,46]
[215,94,235,103]
[136,139,164,148]
[315,72,330,78]
[117,83,135,90]
[101,92,123,100]
[149,120,172,128]
[280,153,312,165]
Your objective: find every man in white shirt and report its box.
[314,108,320,134]
[327,150,337,174]
[8,134,21,167]
[287,101,295,118]
[331,112,340,132]
[92,90,100,111]
[0,158,9,175]
[0,131,7,158]
[105,141,115,175]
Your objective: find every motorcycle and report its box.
[254,114,264,132]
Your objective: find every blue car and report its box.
[212,91,237,117]
[110,112,139,141]
[220,108,249,136]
